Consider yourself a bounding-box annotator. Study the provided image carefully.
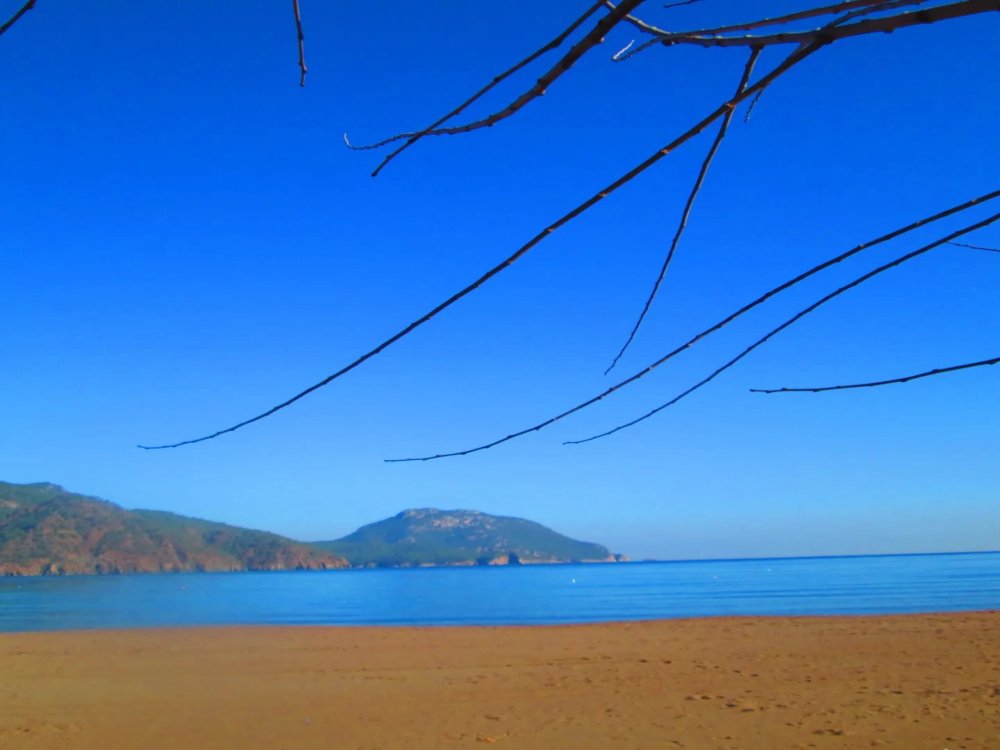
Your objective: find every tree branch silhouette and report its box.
[565,210,1000,445]
[604,45,761,374]
[349,1,994,165]
[0,0,35,37]
[347,0,642,177]
[611,0,912,39]
[661,0,703,11]
[292,0,307,87]
[344,1,606,154]
[124,1,997,450]
[949,241,1000,253]
[384,189,999,462]
[751,356,1000,393]
[138,28,832,450]
[613,0,991,62]
[613,0,933,61]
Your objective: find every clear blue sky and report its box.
[2,1,997,559]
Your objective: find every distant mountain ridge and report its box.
[0,482,624,575]
[0,481,347,575]
[316,507,624,568]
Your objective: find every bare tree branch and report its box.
[567,211,1000,445]
[710,0,930,32]
[292,0,307,87]
[353,0,990,169]
[612,0,907,38]
[0,0,35,37]
[605,45,761,374]
[613,0,929,60]
[614,0,990,61]
[949,240,1000,253]
[138,2,996,450]
[350,2,992,173]
[344,1,608,155]
[751,355,1000,393]
[384,189,1000,461]
[353,0,644,177]
[708,0,993,46]
[138,28,833,451]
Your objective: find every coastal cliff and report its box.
[0,482,348,575]
[0,482,625,575]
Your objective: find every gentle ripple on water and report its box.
[0,551,997,632]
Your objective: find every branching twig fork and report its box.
[651,0,994,47]
[611,0,920,38]
[613,0,989,62]
[604,46,761,374]
[357,1,993,164]
[357,0,644,177]
[345,1,607,155]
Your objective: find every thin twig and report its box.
[751,356,1000,393]
[949,241,1000,253]
[361,0,644,177]
[661,0,989,47]
[292,0,307,87]
[613,0,986,61]
[138,36,828,451]
[0,0,35,37]
[605,46,761,374]
[355,1,991,165]
[619,0,921,61]
[384,189,1000,462]
[605,1,909,364]
[345,1,608,154]
[567,211,1000,445]
[612,38,637,59]
[610,0,925,59]
[662,0,701,10]
[680,0,925,36]
[743,89,764,123]
[612,0,899,38]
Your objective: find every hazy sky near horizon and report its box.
[2,1,998,560]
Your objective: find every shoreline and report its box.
[3,606,999,634]
[2,611,997,749]
[3,547,997,577]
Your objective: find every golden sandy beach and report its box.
[1,612,998,750]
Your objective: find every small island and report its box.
[315,507,627,568]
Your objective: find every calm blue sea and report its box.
[1,552,997,632]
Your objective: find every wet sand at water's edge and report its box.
[1,611,998,749]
